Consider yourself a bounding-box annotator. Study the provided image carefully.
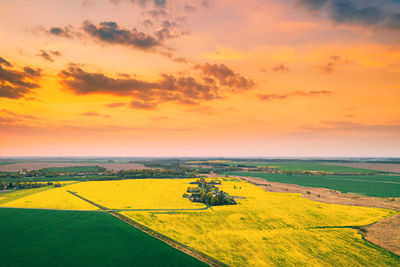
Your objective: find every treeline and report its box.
[0,181,61,190]
[118,169,198,179]
[0,166,108,179]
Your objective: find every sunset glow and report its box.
[1,0,399,156]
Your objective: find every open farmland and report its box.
[225,172,400,197]
[0,179,205,210]
[323,163,400,173]
[1,178,399,266]
[230,161,382,173]
[58,179,206,210]
[123,179,400,266]
[0,208,207,267]
[0,183,97,210]
[0,162,147,172]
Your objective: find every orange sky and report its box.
[0,0,399,156]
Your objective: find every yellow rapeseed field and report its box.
[0,183,97,210]
[123,178,399,266]
[65,179,206,209]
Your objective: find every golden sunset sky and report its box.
[0,0,399,156]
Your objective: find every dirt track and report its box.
[0,162,147,172]
[233,175,400,256]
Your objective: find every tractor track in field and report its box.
[66,190,226,267]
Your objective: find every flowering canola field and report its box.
[0,182,96,210]
[64,179,206,209]
[1,178,399,266]
[0,179,204,210]
[122,178,400,266]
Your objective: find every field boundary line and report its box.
[66,190,227,267]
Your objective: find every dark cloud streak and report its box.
[296,0,400,30]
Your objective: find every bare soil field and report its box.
[0,162,147,172]
[365,214,400,255]
[324,163,400,173]
[232,175,400,256]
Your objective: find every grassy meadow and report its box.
[0,208,207,267]
[225,172,400,197]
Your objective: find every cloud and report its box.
[184,5,196,12]
[23,67,42,78]
[143,19,153,27]
[0,57,42,99]
[194,63,255,90]
[0,109,37,124]
[301,120,400,133]
[47,25,74,38]
[59,63,254,109]
[37,50,53,62]
[0,57,12,67]
[258,90,331,101]
[105,102,126,108]
[83,21,161,50]
[154,20,188,41]
[296,0,400,31]
[319,55,349,73]
[271,64,290,72]
[111,0,166,8]
[81,111,110,117]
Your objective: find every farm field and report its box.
[231,161,382,173]
[1,178,399,266]
[123,179,400,266]
[0,208,207,267]
[0,162,147,172]
[323,163,400,173]
[0,183,97,210]
[225,172,400,197]
[0,179,205,210]
[62,179,206,210]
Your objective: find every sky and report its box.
[0,0,399,157]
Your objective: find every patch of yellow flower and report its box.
[123,178,399,266]
[0,182,96,210]
[65,179,205,209]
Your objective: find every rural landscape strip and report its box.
[66,190,226,267]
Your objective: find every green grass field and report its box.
[0,208,206,267]
[231,162,382,173]
[225,172,400,197]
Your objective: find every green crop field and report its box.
[225,172,400,197]
[231,162,382,173]
[0,208,207,267]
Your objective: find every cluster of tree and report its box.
[0,181,60,190]
[184,178,236,206]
